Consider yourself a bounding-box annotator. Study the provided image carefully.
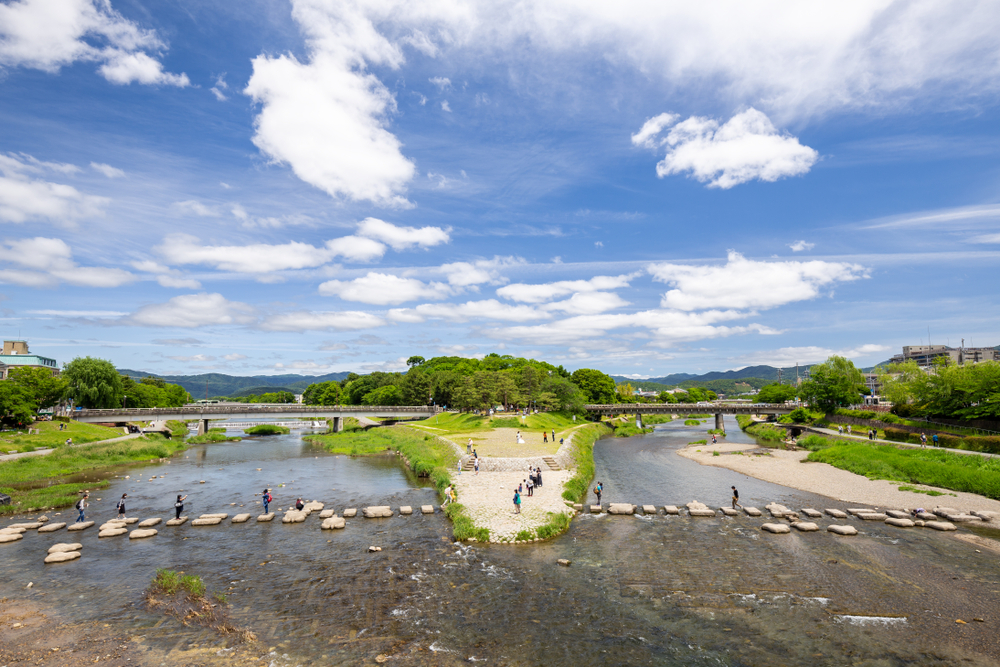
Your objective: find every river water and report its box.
[2,417,999,666]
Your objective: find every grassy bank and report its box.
[407,411,581,437]
[244,424,290,435]
[0,421,125,454]
[736,415,787,443]
[187,428,242,444]
[561,422,614,502]
[806,441,1000,499]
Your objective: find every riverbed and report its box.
[1,418,999,666]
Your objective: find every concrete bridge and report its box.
[73,405,439,435]
[585,402,798,431]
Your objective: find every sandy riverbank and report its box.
[678,441,1000,512]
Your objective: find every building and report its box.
[0,340,59,379]
[888,344,999,368]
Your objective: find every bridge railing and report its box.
[74,405,440,418]
[584,403,796,411]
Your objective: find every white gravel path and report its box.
[451,469,573,542]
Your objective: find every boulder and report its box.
[784,512,800,521]
[800,508,822,518]
[343,508,358,518]
[927,521,957,531]
[399,506,413,515]
[885,518,915,528]
[48,543,82,553]
[971,510,996,522]
[915,520,926,527]
[123,517,139,524]
[689,509,717,517]
[282,511,307,523]
[165,517,188,526]
[761,523,791,534]
[607,503,636,515]
[825,509,848,519]
[743,507,762,517]
[857,513,888,521]
[1,526,26,534]
[67,521,95,531]
[421,505,435,514]
[129,528,157,539]
[663,505,680,515]
[363,506,393,519]
[137,518,162,528]
[321,517,346,530]
[191,517,223,526]
[642,505,657,515]
[0,533,23,543]
[828,524,858,536]
[231,513,251,523]
[198,513,228,520]
[915,511,937,521]
[720,507,738,516]
[944,513,980,523]
[37,522,66,533]
[98,527,127,537]
[792,521,820,532]
[368,546,382,552]
[847,508,873,516]
[256,513,275,522]
[318,509,335,519]
[765,503,791,518]
[589,505,603,514]
[44,551,81,564]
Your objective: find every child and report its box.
[262,489,272,514]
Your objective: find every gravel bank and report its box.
[452,469,573,542]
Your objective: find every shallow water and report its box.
[2,418,1000,666]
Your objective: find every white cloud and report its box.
[649,251,867,311]
[222,353,248,361]
[29,309,127,318]
[319,272,452,305]
[544,291,629,315]
[788,240,815,252]
[358,356,409,372]
[260,310,387,332]
[640,109,818,188]
[0,0,188,86]
[441,100,451,112]
[630,112,679,149]
[128,293,256,328]
[167,354,216,362]
[356,217,450,250]
[388,299,548,323]
[210,73,228,101]
[438,256,520,288]
[969,233,1000,244]
[729,344,890,367]
[429,76,451,90]
[497,274,634,303]
[90,162,125,178]
[129,259,201,289]
[0,153,108,225]
[0,236,132,287]
[173,200,219,217]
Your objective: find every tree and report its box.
[798,356,865,412]
[756,383,798,404]
[361,385,403,406]
[571,368,617,404]
[0,382,36,425]
[617,382,635,400]
[304,381,343,406]
[400,367,432,405]
[7,366,67,408]
[62,357,124,409]
[406,355,425,367]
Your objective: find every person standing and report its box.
[262,488,272,514]
[543,431,548,443]
[116,493,128,519]
[920,433,927,448]
[442,485,454,506]
[551,429,555,443]
[467,438,473,454]
[731,486,742,510]
[535,467,543,488]
[932,433,939,447]
[594,482,602,506]
[174,494,188,520]
[513,488,521,514]
[474,458,480,475]
[75,493,89,523]
[526,476,534,497]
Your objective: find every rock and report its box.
[137,518,162,528]
[282,511,307,523]
[765,503,790,518]
[828,524,858,536]
[824,509,848,519]
[256,513,275,522]
[66,521,94,531]
[557,559,571,566]
[8,522,42,530]
[191,517,223,526]
[846,508,873,516]
[165,517,188,526]
[123,517,139,524]
[44,551,81,564]
[231,513,251,523]
[971,510,996,522]
[885,518,915,528]
[743,506,762,517]
[99,521,125,531]
[720,507,738,516]
[663,505,680,515]
[37,515,48,522]
[927,521,957,531]
[915,520,925,527]
[885,510,910,519]
[200,480,206,484]
[363,506,393,519]
[318,509,335,519]
[198,513,229,520]
[589,505,603,514]
[916,511,937,521]
[932,506,960,518]
[421,505,435,514]
[761,523,791,534]
[399,506,413,515]
[129,528,157,539]
[37,522,66,533]
[689,509,716,517]
[642,505,657,515]
[47,543,83,553]
[98,527,127,537]
[857,513,888,521]
[368,545,382,552]
[321,517,346,530]
[1,526,26,534]
[944,513,980,523]
[573,503,583,511]
[303,501,324,512]
[0,533,23,543]
[792,521,820,532]
[342,508,358,518]
[686,501,709,511]
[607,503,636,515]
[800,508,822,518]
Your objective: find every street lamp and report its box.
[124,395,128,409]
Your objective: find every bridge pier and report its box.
[197,419,210,436]
[714,413,725,433]
[635,414,644,429]
[332,417,344,433]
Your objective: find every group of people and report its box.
[512,466,546,513]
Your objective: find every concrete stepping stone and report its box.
[792,522,819,532]
[166,517,188,526]
[303,501,324,512]
[857,513,888,521]
[915,511,936,521]
[589,505,603,514]
[765,503,791,518]
[686,500,709,511]
[48,543,82,553]
[137,518,162,528]
[400,506,413,515]
[663,505,680,515]
[67,521,95,531]
[318,509,335,519]
[971,510,996,521]
[191,517,223,526]
[608,503,635,515]
[44,551,81,564]
[321,517,346,530]
[927,521,957,531]
[846,508,872,516]
[363,506,393,518]
[761,523,791,534]
[800,509,822,518]
[38,522,66,533]
[98,527,127,537]
[719,507,738,516]
[100,521,125,531]
[828,524,858,536]
[282,511,307,523]
[932,506,959,518]
[1,526,26,534]
[231,513,251,523]
[123,517,139,524]
[641,505,657,515]
[0,533,23,543]
[572,503,583,511]
[944,513,980,523]
[743,507,762,517]
[885,518,915,528]
[343,508,358,518]
[689,508,716,517]
[421,505,435,514]
[129,528,157,539]
[199,513,229,520]
[824,509,847,519]
[885,510,910,519]
[8,522,42,530]
[256,513,275,522]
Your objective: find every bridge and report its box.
[73,405,439,435]
[585,403,798,431]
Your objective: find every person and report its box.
[116,493,128,519]
[75,493,88,523]
[526,476,534,497]
[535,467,543,488]
[65,437,72,446]
[838,425,843,435]
[594,482,602,506]
[295,497,305,511]
[518,481,523,494]
[551,429,555,442]
[711,433,718,444]
[262,488,272,514]
[474,458,480,475]
[513,488,521,514]
[174,494,187,519]
[920,433,927,448]
[457,459,462,475]
[467,438,473,454]
[932,433,939,447]
[543,431,548,443]
[473,449,478,459]
[847,425,852,435]
[559,438,564,445]
[731,486,742,510]
[442,485,454,506]
[515,430,521,442]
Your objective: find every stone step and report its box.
[542,457,561,470]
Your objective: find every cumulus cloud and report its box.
[441,100,451,112]
[260,310,387,332]
[497,274,634,303]
[130,260,201,289]
[649,251,867,311]
[0,0,188,86]
[438,256,520,288]
[0,236,133,287]
[631,113,680,149]
[388,299,547,324]
[128,293,256,328]
[429,76,451,90]
[788,240,815,252]
[90,162,125,178]
[637,109,818,188]
[544,291,630,315]
[222,353,247,361]
[319,272,451,305]
[356,217,450,250]
[0,153,108,225]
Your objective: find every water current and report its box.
[2,417,999,666]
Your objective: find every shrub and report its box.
[536,511,571,539]
[561,423,611,502]
[152,568,181,595]
[515,529,535,541]
[684,419,701,426]
[244,424,290,436]
[444,503,489,541]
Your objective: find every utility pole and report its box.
[777,368,783,385]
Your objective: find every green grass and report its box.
[683,419,702,426]
[536,511,572,539]
[798,434,835,451]
[613,423,653,437]
[897,485,947,496]
[489,417,521,428]
[521,412,580,432]
[0,420,125,453]
[735,416,787,443]
[443,503,490,541]
[690,439,707,445]
[244,424,290,435]
[561,423,613,503]
[151,569,207,598]
[408,412,487,434]
[641,414,674,425]
[187,428,242,444]
[706,428,725,435]
[167,420,189,438]
[807,442,1000,499]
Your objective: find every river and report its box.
[1,417,999,666]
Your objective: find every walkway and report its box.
[793,424,999,459]
[0,433,144,463]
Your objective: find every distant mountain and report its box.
[118,369,351,398]
[612,364,819,388]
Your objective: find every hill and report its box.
[117,369,352,398]
[613,364,812,388]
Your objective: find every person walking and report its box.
[467,438,473,454]
[551,429,555,443]
[513,488,521,514]
[174,494,188,520]
[75,493,89,523]
[920,433,927,448]
[731,486,742,510]
[262,488,272,514]
[543,431,548,443]
[116,493,128,519]
[594,481,602,506]
[442,485,454,506]
[932,433,939,447]
[515,430,521,442]
[474,458,480,475]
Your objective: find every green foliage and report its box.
[407,355,426,367]
[561,423,613,502]
[535,511,572,539]
[167,420,189,438]
[444,503,490,542]
[735,417,787,443]
[244,424,290,435]
[515,529,535,541]
[187,430,242,444]
[119,375,190,408]
[778,407,825,424]
[683,419,702,426]
[833,408,903,424]
[879,359,1000,420]
[798,434,835,451]
[712,450,720,456]
[490,417,521,428]
[0,420,123,452]
[62,357,124,409]
[303,380,342,405]
[689,439,707,445]
[0,382,37,426]
[756,383,798,404]
[641,414,674,424]
[361,384,403,406]
[706,428,725,435]
[571,368,618,404]
[231,391,296,404]
[7,366,67,409]
[897,485,945,496]
[613,422,653,437]
[152,568,181,595]
[0,481,108,515]
[798,356,866,412]
[180,574,206,598]
[882,426,1000,454]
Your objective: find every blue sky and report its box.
[1,0,999,378]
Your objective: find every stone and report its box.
[792,522,819,532]
[282,511,307,523]
[421,505,435,514]
[0,533,23,543]
[198,513,228,520]
[784,512,800,521]
[399,506,413,515]
[720,507,738,516]
[318,509,335,519]
[800,508,822,518]
[321,517,346,530]
[824,509,848,519]
[828,524,858,536]
[944,513,980,523]
[743,506,762,517]
[885,518,915,528]
[98,527,127,537]
[99,521,125,531]
[971,510,997,521]
[927,521,957,531]
[557,559,571,566]
[368,545,382,552]
[915,520,925,527]
[165,517,188,526]
[256,513,275,522]
[66,521,94,531]
[129,528,157,539]
[607,503,636,515]
[0,526,26,534]
[885,510,910,519]
[588,505,603,514]
[573,503,583,511]
[343,508,358,518]
[231,513,251,523]
[123,517,139,524]
[137,518,162,528]
[689,509,716,517]
[191,517,223,526]
[303,501,324,512]
[761,523,791,534]
[857,513,888,521]
[37,515,48,522]
[915,511,937,521]
[8,522,42,530]
[37,522,66,533]
[48,543,83,553]
[663,505,680,515]
[686,500,709,511]
[765,503,790,518]
[44,551,81,564]
[846,508,873,516]
[363,506,393,518]
[642,505,657,515]
[932,506,960,518]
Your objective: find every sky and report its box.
[1,0,999,379]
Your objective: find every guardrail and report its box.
[75,405,440,418]
[585,402,797,413]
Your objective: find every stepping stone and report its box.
[572,503,583,511]
[792,522,819,532]
[98,527,127,537]
[199,513,228,520]
[343,508,357,518]
[321,516,346,530]
[399,506,413,515]
[318,509,335,519]
[100,521,125,531]
[857,513,888,521]
[44,551,81,564]
[944,513,980,523]
[0,526,26,534]
[885,518,915,528]
[8,522,42,531]
[846,508,872,516]
[686,501,709,511]
[363,506,393,518]
[557,559,571,566]
[743,507,762,517]
[932,506,959,518]
[761,523,790,534]
[689,509,716,517]
[828,524,858,536]
[0,533,23,543]
[137,518,162,528]
[421,505,435,514]
[191,517,223,526]
[129,528,157,539]
[720,507,738,516]
[67,521,95,531]
[800,509,822,518]
[48,543,82,553]
[885,510,910,519]
[825,509,847,519]
[971,510,996,521]
[927,521,957,531]
[303,501,324,512]
[608,503,635,515]
[663,505,680,515]
[589,505,603,514]
[166,517,189,526]
[256,513,275,522]
[765,503,791,518]
[915,511,936,521]
[282,511,307,523]
[123,517,139,524]
[642,505,657,515]
[231,513,251,523]
[38,522,66,533]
